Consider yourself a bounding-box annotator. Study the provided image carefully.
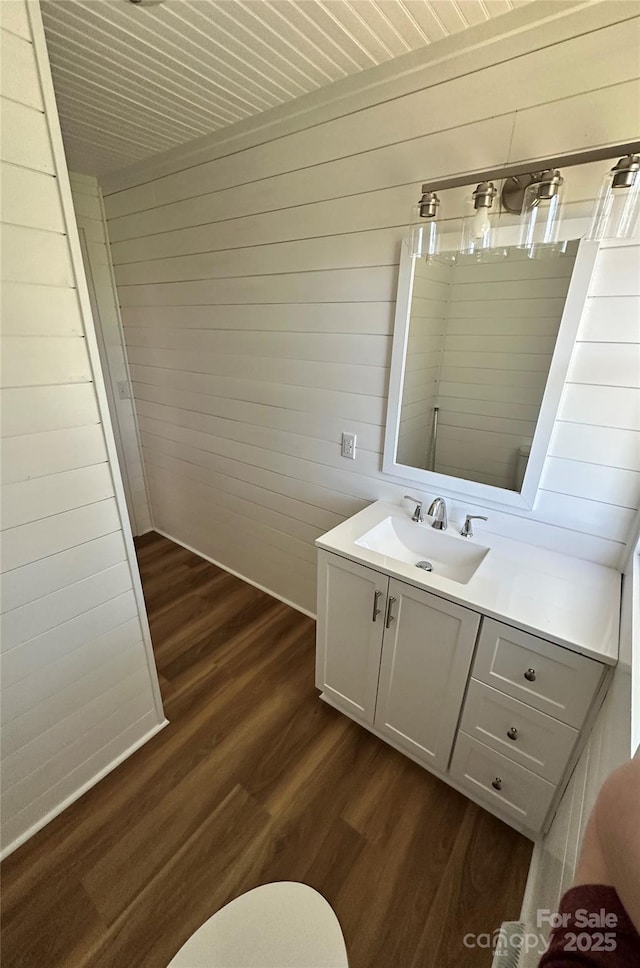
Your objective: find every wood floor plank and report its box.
[1,532,532,967]
[88,784,275,968]
[1,875,105,968]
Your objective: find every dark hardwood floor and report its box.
[1,532,532,967]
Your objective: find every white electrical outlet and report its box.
[341,432,356,460]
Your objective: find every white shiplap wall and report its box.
[0,0,165,858]
[102,3,640,614]
[69,172,151,535]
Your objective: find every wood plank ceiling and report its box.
[40,0,530,178]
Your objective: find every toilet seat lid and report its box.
[166,881,349,967]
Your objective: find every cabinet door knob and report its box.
[372,590,382,623]
[492,777,503,791]
[507,727,518,741]
[524,668,536,682]
[385,596,396,629]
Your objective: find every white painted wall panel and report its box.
[0,162,64,231]
[1,337,92,388]
[1,561,132,653]
[579,295,640,342]
[103,6,640,612]
[0,0,163,859]
[0,384,100,436]
[1,463,114,529]
[2,668,154,796]
[1,281,82,335]
[1,499,121,573]
[1,674,155,815]
[0,0,30,39]
[0,425,107,484]
[1,590,140,693]
[1,224,73,287]
[1,531,127,612]
[0,26,42,108]
[69,172,151,535]
[1,617,140,724]
[0,95,53,171]
[558,384,640,430]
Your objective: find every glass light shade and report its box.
[519,171,564,257]
[587,157,640,240]
[410,207,440,259]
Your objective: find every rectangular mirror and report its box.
[384,234,599,509]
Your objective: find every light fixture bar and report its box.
[419,141,640,195]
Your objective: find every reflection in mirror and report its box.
[396,241,579,491]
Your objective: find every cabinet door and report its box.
[374,579,480,771]
[316,551,388,723]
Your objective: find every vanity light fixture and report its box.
[518,169,566,258]
[587,154,640,240]
[410,188,441,259]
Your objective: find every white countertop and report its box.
[316,501,621,665]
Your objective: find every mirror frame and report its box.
[382,228,600,510]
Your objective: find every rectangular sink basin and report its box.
[355,516,489,584]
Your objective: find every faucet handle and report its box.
[403,495,424,523]
[460,514,488,538]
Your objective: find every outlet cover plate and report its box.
[341,432,356,460]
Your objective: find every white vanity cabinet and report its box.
[316,546,611,839]
[316,550,481,771]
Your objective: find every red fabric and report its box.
[538,885,640,967]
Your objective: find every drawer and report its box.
[460,679,578,784]
[450,732,556,833]
[472,619,603,728]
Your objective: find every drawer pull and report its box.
[492,777,503,791]
[506,726,518,741]
[524,668,536,682]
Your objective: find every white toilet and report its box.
[167,881,349,968]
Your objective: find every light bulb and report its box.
[471,206,491,240]
[460,182,497,256]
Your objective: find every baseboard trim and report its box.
[153,528,317,620]
[0,718,168,861]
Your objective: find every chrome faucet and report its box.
[404,495,425,523]
[427,497,448,530]
[460,514,488,538]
